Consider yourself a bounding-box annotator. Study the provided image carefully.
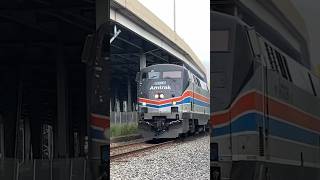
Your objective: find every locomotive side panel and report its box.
[259,33,320,167]
[211,12,260,179]
[211,11,320,180]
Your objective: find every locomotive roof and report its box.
[211,11,304,68]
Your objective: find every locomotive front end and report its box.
[137,65,188,139]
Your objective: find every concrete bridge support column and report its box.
[115,87,119,112]
[140,53,146,70]
[0,114,3,159]
[127,75,132,112]
[55,42,69,158]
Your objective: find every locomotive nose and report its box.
[152,81,178,99]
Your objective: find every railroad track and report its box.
[110,132,209,160]
[110,139,175,160]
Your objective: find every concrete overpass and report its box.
[211,0,310,68]
[109,0,207,119]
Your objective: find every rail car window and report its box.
[275,50,288,79]
[281,55,292,82]
[211,30,230,52]
[264,43,278,72]
[192,75,199,86]
[279,54,289,80]
[195,77,201,87]
[273,49,293,82]
[264,42,293,82]
[148,71,160,79]
[200,81,208,90]
[163,71,182,78]
[271,48,280,72]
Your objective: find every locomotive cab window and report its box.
[148,71,160,79]
[163,71,182,79]
[193,75,201,87]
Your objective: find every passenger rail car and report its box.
[210,12,320,180]
[137,64,210,139]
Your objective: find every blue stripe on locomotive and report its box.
[91,128,107,140]
[212,112,319,146]
[139,97,209,108]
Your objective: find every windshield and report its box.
[142,70,182,80]
[163,71,181,78]
[148,71,160,79]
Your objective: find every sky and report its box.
[291,0,320,73]
[137,0,210,81]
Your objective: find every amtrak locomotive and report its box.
[211,12,320,180]
[137,64,210,139]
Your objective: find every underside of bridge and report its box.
[0,0,95,172]
[110,21,184,114]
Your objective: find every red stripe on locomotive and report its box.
[211,91,320,132]
[91,113,110,129]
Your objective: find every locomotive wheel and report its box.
[188,130,195,136]
[198,125,205,134]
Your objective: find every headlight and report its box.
[154,94,159,99]
[159,93,164,99]
[172,101,176,105]
[142,102,146,106]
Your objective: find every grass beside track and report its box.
[111,123,138,137]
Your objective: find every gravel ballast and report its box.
[110,135,210,180]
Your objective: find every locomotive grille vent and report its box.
[259,127,265,156]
